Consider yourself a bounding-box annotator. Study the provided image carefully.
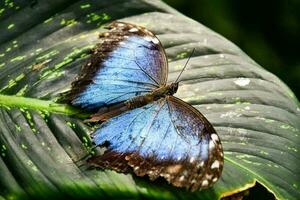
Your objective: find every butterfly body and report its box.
[127,82,178,109]
[66,21,224,191]
[87,82,179,122]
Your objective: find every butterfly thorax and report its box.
[126,82,179,109]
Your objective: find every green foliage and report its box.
[164,0,300,100]
[0,0,299,199]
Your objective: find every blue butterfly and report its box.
[67,21,223,191]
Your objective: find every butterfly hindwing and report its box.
[88,96,223,191]
[66,21,168,110]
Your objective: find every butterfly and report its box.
[66,21,224,191]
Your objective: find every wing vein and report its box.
[137,101,166,153]
[134,60,160,86]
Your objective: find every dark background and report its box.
[164,0,300,100]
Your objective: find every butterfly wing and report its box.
[67,21,168,110]
[88,96,223,191]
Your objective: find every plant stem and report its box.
[0,94,90,118]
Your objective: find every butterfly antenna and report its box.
[174,48,196,83]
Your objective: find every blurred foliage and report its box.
[164,0,300,99]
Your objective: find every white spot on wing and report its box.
[201,180,209,187]
[179,175,185,182]
[211,133,219,143]
[211,160,220,169]
[209,140,215,150]
[197,161,205,169]
[129,27,139,32]
[200,161,204,167]
[164,174,170,179]
[212,177,218,182]
[152,37,159,44]
[234,77,250,86]
[189,157,195,163]
[205,174,213,180]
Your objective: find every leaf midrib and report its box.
[0,94,89,118]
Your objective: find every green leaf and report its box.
[0,0,299,199]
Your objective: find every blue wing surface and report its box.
[67,22,168,110]
[89,96,223,191]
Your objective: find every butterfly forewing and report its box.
[88,96,223,191]
[66,21,168,110]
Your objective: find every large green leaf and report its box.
[0,0,299,199]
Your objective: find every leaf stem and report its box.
[0,94,90,118]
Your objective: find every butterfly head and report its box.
[168,82,179,95]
